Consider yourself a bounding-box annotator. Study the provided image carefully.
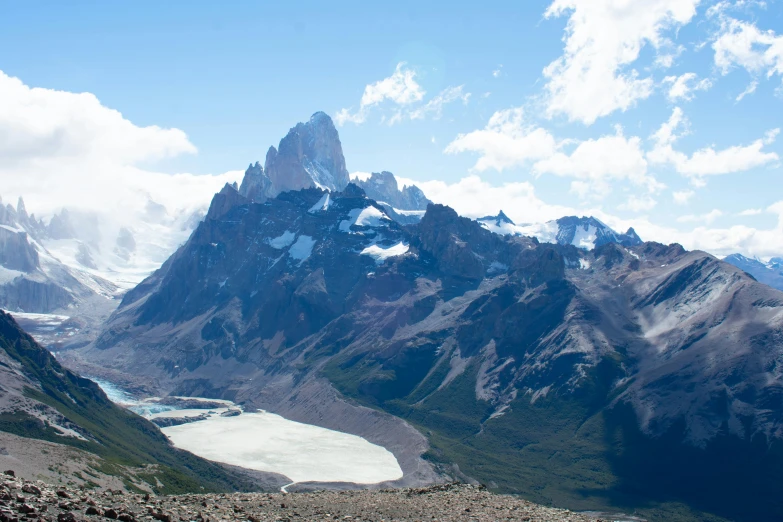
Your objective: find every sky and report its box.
[0,0,782,258]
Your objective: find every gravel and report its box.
[0,472,614,522]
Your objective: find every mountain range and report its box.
[53,112,783,522]
[724,253,783,291]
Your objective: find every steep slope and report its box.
[0,310,274,493]
[724,253,783,291]
[67,180,783,520]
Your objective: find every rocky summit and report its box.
[0,475,620,522]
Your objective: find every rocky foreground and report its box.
[0,473,623,522]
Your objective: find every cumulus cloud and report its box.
[444,107,558,171]
[648,107,779,185]
[0,69,240,218]
[542,0,700,124]
[533,125,664,199]
[739,208,763,216]
[0,70,196,168]
[335,63,425,125]
[445,108,663,201]
[712,18,783,82]
[663,73,713,101]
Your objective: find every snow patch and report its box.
[579,258,591,270]
[571,224,598,249]
[267,230,296,249]
[289,235,316,263]
[339,207,390,233]
[308,193,330,213]
[0,266,24,285]
[360,242,409,264]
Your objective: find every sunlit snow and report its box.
[289,235,316,262]
[360,242,409,264]
[267,230,296,249]
[339,207,389,233]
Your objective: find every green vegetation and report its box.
[324,348,782,522]
[0,311,260,495]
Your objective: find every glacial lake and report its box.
[93,379,403,486]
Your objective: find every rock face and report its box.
[724,253,783,291]
[239,112,350,202]
[69,177,783,520]
[352,171,431,211]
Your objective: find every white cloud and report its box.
[402,174,783,258]
[0,69,237,219]
[654,44,686,68]
[444,107,558,171]
[673,189,695,204]
[648,107,779,184]
[492,65,503,78]
[0,70,195,168]
[542,0,700,124]
[663,73,713,101]
[738,208,762,216]
[533,125,664,199]
[677,209,724,224]
[618,195,658,212]
[712,18,783,81]
[735,80,758,101]
[446,108,664,200]
[409,86,470,121]
[335,63,425,125]
[401,175,576,224]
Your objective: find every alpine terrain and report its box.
[58,113,783,522]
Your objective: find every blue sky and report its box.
[0,0,782,257]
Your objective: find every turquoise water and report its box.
[91,378,176,416]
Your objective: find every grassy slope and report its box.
[324,350,783,522]
[0,311,260,494]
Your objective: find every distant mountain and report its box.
[0,310,265,493]
[352,171,430,210]
[0,195,116,314]
[69,176,783,520]
[479,213,643,249]
[724,253,783,291]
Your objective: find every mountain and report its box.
[0,195,117,315]
[239,112,351,202]
[66,176,783,520]
[0,310,272,493]
[480,214,643,250]
[237,114,430,227]
[352,171,431,211]
[724,253,783,291]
